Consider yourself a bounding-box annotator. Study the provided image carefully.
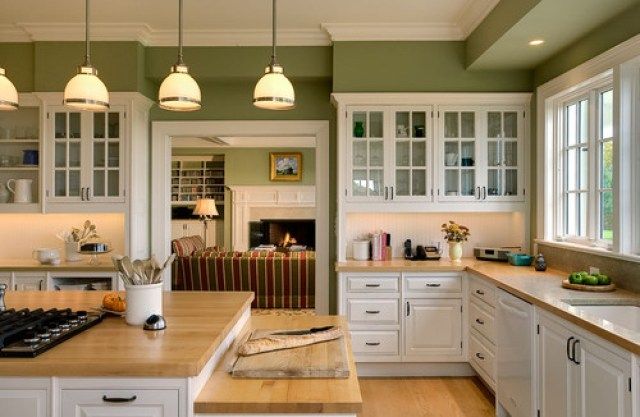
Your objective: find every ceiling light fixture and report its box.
[253,0,295,110]
[529,39,545,46]
[158,0,201,112]
[63,0,109,111]
[0,68,18,111]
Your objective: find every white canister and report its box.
[125,283,163,326]
[352,240,370,261]
[64,241,83,262]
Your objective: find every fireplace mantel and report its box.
[229,186,316,251]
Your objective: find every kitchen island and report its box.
[0,291,361,417]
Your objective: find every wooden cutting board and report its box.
[231,328,350,379]
[562,280,616,292]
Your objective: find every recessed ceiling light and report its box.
[529,39,545,46]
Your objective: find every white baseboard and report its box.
[356,362,475,377]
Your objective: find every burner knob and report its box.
[23,333,40,345]
[59,322,71,330]
[37,330,51,339]
[76,311,88,321]
[50,327,61,335]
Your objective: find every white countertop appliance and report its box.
[474,246,521,262]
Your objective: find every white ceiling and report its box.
[0,0,500,45]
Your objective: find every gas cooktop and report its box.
[0,308,104,357]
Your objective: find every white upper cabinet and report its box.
[346,106,433,203]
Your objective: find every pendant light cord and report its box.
[270,0,277,67]
[177,0,184,65]
[84,0,91,66]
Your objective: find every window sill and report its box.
[534,239,640,264]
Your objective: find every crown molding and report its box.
[321,22,464,42]
[456,0,501,38]
[0,23,330,46]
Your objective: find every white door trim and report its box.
[151,120,330,314]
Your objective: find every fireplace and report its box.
[249,219,315,250]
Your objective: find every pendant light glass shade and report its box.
[158,0,201,112]
[253,0,295,110]
[159,64,201,111]
[63,0,109,111]
[0,68,19,111]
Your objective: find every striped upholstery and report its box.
[172,253,315,309]
[171,235,206,256]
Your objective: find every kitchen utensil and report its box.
[271,326,334,336]
[506,252,533,266]
[6,179,33,203]
[143,314,167,331]
[132,259,146,284]
[351,240,369,261]
[32,248,60,264]
[125,282,163,326]
[121,256,136,283]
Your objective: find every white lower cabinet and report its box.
[537,310,632,417]
[405,298,462,358]
[0,390,48,417]
[61,389,179,417]
[14,273,46,291]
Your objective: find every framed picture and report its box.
[269,152,302,181]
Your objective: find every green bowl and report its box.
[507,253,533,266]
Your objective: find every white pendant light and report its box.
[159,0,201,112]
[63,0,109,111]
[253,0,295,110]
[0,68,19,111]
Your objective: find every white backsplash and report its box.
[0,213,125,258]
[344,212,526,259]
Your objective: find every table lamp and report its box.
[193,198,219,247]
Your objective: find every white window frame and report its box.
[537,33,640,261]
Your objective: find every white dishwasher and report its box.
[496,289,535,417]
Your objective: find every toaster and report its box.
[474,246,521,262]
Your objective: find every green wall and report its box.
[332,41,532,92]
[0,43,35,92]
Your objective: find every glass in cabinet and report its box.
[392,108,430,200]
[440,110,478,200]
[349,109,385,199]
[485,110,521,200]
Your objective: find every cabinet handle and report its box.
[390,186,394,200]
[365,284,381,288]
[566,336,575,362]
[365,310,380,314]
[38,280,43,291]
[102,395,137,403]
[571,339,581,365]
[384,186,388,200]
[81,187,85,201]
[425,283,441,287]
[406,301,411,316]
[475,318,484,325]
[475,186,480,199]
[475,352,485,360]
[365,342,381,346]
[86,187,91,201]
[482,186,487,200]
[475,289,485,295]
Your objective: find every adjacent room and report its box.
[0,0,639,416]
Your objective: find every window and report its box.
[557,82,614,247]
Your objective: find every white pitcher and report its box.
[7,179,33,203]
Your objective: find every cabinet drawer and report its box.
[61,389,179,417]
[469,300,495,344]
[347,276,399,293]
[469,330,496,383]
[0,389,47,417]
[469,277,496,307]
[404,275,462,294]
[347,299,398,325]
[351,331,399,355]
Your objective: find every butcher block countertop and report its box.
[194,315,363,415]
[0,291,253,377]
[337,258,640,355]
[0,258,115,271]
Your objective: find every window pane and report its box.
[579,192,588,237]
[579,100,589,143]
[566,149,577,190]
[600,190,613,241]
[579,147,588,189]
[461,112,474,138]
[600,140,613,189]
[601,90,613,139]
[566,193,576,236]
[566,104,577,146]
[369,112,383,138]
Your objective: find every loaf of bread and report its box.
[238,326,343,356]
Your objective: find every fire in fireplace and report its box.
[249,219,315,250]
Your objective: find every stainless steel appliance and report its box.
[474,246,521,262]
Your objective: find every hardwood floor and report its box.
[359,377,495,417]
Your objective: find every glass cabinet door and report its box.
[53,111,83,199]
[393,109,429,199]
[442,111,477,199]
[91,110,123,200]
[486,111,520,198]
[350,110,385,199]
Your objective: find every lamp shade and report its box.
[63,65,109,111]
[159,64,201,112]
[253,64,294,110]
[0,68,19,111]
[193,198,219,217]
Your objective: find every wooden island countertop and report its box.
[0,290,253,377]
[194,315,363,415]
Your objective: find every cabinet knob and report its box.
[475,352,485,360]
[475,318,484,325]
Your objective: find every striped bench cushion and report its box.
[171,235,206,256]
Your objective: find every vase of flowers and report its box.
[441,220,470,262]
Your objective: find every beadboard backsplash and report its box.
[344,212,526,259]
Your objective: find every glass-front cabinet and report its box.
[346,106,433,202]
[438,106,525,202]
[48,106,125,204]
